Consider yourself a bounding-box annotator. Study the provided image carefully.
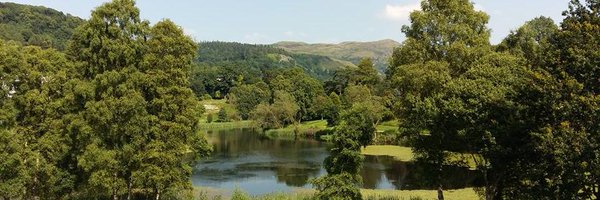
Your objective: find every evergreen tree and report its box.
[66,0,210,198]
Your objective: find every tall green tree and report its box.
[0,40,77,199]
[497,17,559,69]
[228,82,271,120]
[312,104,377,200]
[269,68,324,121]
[66,0,209,199]
[388,1,492,199]
[387,0,491,79]
[554,0,600,94]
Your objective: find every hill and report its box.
[196,41,351,80]
[274,39,400,73]
[0,2,84,50]
[191,41,353,98]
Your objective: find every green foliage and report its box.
[274,39,400,73]
[63,0,211,199]
[311,173,363,200]
[387,0,491,78]
[229,83,271,120]
[207,113,214,123]
[553,0,600,93]
[0,2,84,50]
[231,188,252,200]
[0,40,76,199]
[497,17,558,68]
[324,58,381,95]
[269,68,325,121]
[190,41,348,98]
[251,91,300,130]
[217,108,229,122]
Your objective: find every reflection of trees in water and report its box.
[203,129,483,190]
[360,155,483,190]
[209,128,324,159]
[273,161,321,187]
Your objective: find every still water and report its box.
[191,128,480,195]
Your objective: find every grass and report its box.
[198,120,254,130]
[191,187,479,200]
[360,145,479,169]
[199,99,237,120]
[264,120,329,138]
[361,188,479,200]
[361,145,414,161]
[376,120,399,132]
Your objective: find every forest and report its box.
[0,0,599,200]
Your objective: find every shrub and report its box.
[207,113,213,123]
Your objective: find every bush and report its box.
[201,94,213,100]
[231,188,251,200]
[217,108,229,122]
[206,113,213,123]
[315,129,334,141]
[311,173,362,200]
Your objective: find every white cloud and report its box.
[383,2,421,21]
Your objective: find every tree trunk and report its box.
[127,180,132,200]
[155,190,161,200]
[437,158,444,200]
[437,184,444,200]
[113,172,118,200]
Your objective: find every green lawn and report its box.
[376,120,399,132]
[361,145,479,169]
[199,99,236,120]
[361,145,414,161]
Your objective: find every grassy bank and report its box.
[376,120,399,132]
[189,186,479,200]
[264,120,329,138]
[198,120,254,130]
[361,145,479,169]
[361,145,414,161]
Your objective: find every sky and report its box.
[6,0,571,44]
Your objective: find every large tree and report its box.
[388,1,493,199]
[66,0,210,199]
[0,40,77,199]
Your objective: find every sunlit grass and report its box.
[376,120,399,132]
[361,188,479,200]
[191,187,479,200]
[361,145,479,169]
[361,145,414,161]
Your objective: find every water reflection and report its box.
[192,128,481,195]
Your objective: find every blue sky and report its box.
[6,0,571,44]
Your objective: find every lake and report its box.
[191,128,481,195]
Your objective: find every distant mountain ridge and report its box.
[196,41,352,80]
[274,39,400,73]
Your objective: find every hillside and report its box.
[191,41,353,98]
[196,41,351,80]
[274,39,400,73]
[0,2,84,50]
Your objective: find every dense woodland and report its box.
[0,2,83,50]
[0,0,599,200]
[191,41,349,99]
